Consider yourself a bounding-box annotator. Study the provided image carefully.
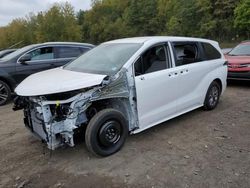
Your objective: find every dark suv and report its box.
[0,42,94,105]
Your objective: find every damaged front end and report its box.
[13,88,96,149]
[13,69,138,150]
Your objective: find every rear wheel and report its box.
[85,109,128,157]
[0,80,11,106]
[203,81,221,110]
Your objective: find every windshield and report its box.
[64,43,142,75]
[1,45,35,61]
[228,43,250,56]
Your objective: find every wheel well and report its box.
[87,98,130,122]
[0,77,13,92]
[213,78,222,93]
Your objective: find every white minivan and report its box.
[14,37,227,156]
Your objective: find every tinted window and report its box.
[134,45,169,76]
[172,42,200,66]
[57,46,85,58]
[27,47,54,61]
[202,43,221,60]
[65,43,142,76]
[79,47,89,53]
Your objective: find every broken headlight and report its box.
[50,103,74,121]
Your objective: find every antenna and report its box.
[8,41,23,49]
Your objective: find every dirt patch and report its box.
[0,80,249,188]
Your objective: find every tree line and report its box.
[0,0,249,49]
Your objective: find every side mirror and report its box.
[19,54,31,64]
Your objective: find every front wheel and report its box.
[0,80,11,106]
[203,81,221,110]
[85,109,128,157]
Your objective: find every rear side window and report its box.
[56,46,85,58]
[202,43,221,60]
[172,42,200,66]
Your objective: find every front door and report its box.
[134,43,179,131]
[15,46,56,83]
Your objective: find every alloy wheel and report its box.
[0,83,8,104]
[208,86,219,107]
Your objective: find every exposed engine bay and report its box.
[13,70,138,150]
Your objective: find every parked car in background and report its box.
[222,48,232,54]
[225,41,250,80]
[0,49,17,58]
[14,37,227,156]
[0,42,94,105]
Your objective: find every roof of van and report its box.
[104,36,217,44]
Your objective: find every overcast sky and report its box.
[0,0,92,26]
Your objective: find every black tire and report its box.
[85,108,128,157]
[203,81,221,111]
[0,80,11,106]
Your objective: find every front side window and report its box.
[134,45,169,76]
[27,47,54,61]
[65,43,142,76]
[172,42,199,66]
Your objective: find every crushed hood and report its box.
[15,67,107,96]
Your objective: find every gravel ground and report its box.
[0,80,249,188]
